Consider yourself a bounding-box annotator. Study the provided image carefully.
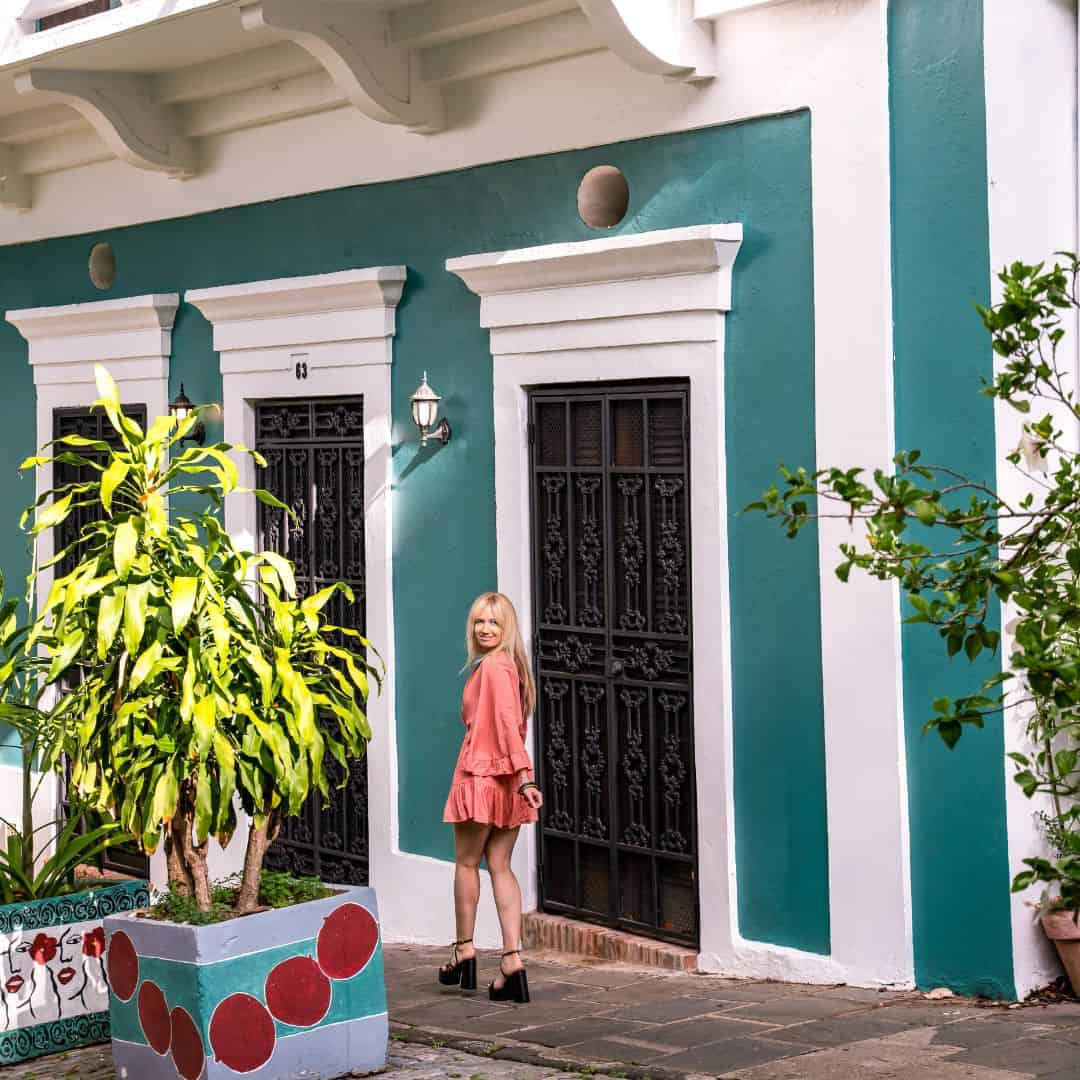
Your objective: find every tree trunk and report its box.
[177,811,212,912]
[171,783,210,911]
[235,810,281,914]
[165,818,196,898]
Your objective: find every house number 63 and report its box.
[295,361,309,380]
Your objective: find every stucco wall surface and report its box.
[888,0,1013,999]
[0,115,826,957]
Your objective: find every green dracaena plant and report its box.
[0,570,126,901]
[748,255,1080,912]
[26,366,381,914]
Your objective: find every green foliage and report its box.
[0,562,136,900]
[148,870,331,925]
[24,366,381,908]
[749,255,1080,909]
[0,814,124,903]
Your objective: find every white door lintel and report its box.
[445,224,816,976]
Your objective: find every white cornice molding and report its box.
[447,224,742,353]
[6,293,179,383]
[186,266,408,367]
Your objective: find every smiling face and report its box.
[473,606,502,653]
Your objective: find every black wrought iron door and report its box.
[255,398,369,885]
[53,405,150,878]
[530,384,698,946]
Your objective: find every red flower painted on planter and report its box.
[82,927,106,958]
[29,933,57,965]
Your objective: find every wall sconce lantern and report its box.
[170,383,206,446]
[410,371,452,447]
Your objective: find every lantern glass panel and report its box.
[413,399,437,430]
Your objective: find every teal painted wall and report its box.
[889,0,1014,997]
[0,116,826,950]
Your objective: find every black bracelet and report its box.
[517,781,540,796]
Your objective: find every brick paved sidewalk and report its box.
[4,943,1080,1078]
[387,945,1080,1079]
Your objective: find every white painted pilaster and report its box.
[983,0,1079,999]
[5,292,178,853]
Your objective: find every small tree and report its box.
[750,256,1080,911]
[27,367,379,913]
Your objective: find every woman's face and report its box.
[1,931,53,1016]
[473,607,503,653]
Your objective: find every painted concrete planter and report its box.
[104,884,387,1080]
[1042,910,1080,994]
[0,879,150,1065]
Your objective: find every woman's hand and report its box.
[517,770,543,811]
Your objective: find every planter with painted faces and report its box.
[104,884,387,1080]
[0,879,150,1065]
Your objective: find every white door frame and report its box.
[188,267,466,941]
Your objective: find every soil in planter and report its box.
[145,870,334,925]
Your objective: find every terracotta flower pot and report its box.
[1041,909,1080,993]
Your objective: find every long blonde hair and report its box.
[464,592,536,717]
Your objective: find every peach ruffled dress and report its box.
[442,650,538,828]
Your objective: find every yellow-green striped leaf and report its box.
[193,696,216,758]
[114,521,137,580]
[123,580,151,655]
[171,577,198,633]
[129,640,163,690]
[96,588,125,660]
[33,493,72,535]
[100,459,129,514]
[194,769,213,844]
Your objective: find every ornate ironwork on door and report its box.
[255,397,369,885]
[530,384,698,946]
[53,405,150,878]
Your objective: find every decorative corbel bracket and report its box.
[240,0,444,134]
[0,146,31,211]
[13,69,197,178]
[577,0,714,83]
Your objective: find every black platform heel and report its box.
[488,949,530,1003]
[438,939,477,990]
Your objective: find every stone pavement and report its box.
[386,945,1080,1079]
[0,1038,586,1079]
[3,943,1080,1078]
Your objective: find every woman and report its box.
[441,592,543,1004]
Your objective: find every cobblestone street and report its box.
[2,944,1080,1079]
[0,1039,590,1080]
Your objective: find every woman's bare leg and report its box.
[484,826,523,987]
[452,821,492,962]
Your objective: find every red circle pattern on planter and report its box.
[106,930,139,1002]
[170,1005,205,1080]
[209,993,276,1073]
[316,903,378,980]
[265,955,332,1027]
[137,981,172,1056]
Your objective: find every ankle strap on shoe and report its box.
[501,949,520,957]
[454,939,473,946]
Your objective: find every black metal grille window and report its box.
[255,397,369,885]
[530,383,698,946]
[53,405,150,878]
